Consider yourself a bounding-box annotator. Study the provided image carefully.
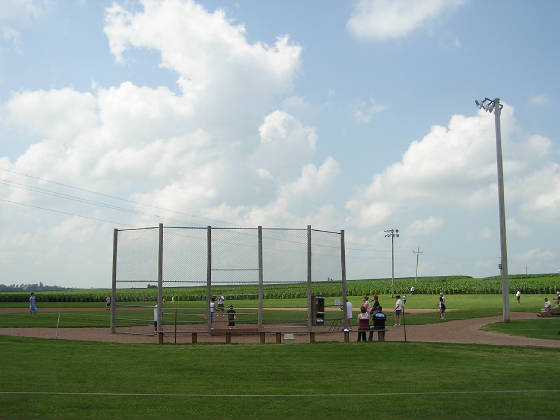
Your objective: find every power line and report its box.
[0,167,237,226]
[0,198,130,227]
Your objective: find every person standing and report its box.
[29,292,38,317]
[345,300,353,331]
[394,295,403,326]
[210,297,216,324]
[516,290,521,304]
[227,305,236,327]
[362,296,370,312]
[371,295,380,312]
[106,296,111,310]
[217,294,225,314]
[153,304,159,331]
[369,306,387,342]
[439,293,446,320]
[357,306,369,342]
[410,286,415,295]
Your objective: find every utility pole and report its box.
[385,228,399,297]
[413,247,423,284]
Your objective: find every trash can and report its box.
[311,296,325,326]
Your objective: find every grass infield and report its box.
[0,294,552,328]
[0,336,558,420]
[483,318,560,340]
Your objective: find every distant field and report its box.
[2,274,559,303]
[0,336,558,420]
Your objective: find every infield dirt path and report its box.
[1,310,558,348]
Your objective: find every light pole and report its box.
[413,247,423,284]
[475,97,510,322]
[385,228,399,297]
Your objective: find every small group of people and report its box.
[209,295,237,326]
[355,295,387,342]
[537,291,560,317]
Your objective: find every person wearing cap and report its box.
[371,294,380,312]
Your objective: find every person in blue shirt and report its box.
[368,306,386,342]
[29,292,38,317]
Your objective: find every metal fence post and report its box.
[340,230,349,331]
[206,226,212,333]
[307,225,312,332]
[157,223,164,344]
[258,226,263,332]
[111,228,118,334]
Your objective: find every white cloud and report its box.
[529,94,548,107]
[104,0,301,124]
[345,104,560,230]
[506,218,531,237]
[347,0,465,41]
[4,88,98,140]
[517,248,555,263]
[352,97,386,123]
[407,216,444,236]
[480,227,492,239]
[0,0,49,49]
[253,110,317,181]
[279,157,340,201]
[518,164,560,220]
[256,168,272,180]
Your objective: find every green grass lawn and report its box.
[0,336,558,420]
[482,318,560,340]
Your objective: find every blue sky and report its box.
[0,0,559,288]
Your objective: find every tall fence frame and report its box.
[111,224,349,342]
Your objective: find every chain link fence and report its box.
[111,225,348,341]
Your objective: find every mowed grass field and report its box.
[1,336,559,420]
[0,293,554,330]
[1,293,560,419]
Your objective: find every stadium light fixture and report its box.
[385,228,399,297]
[475,97,510,322]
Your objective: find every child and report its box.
[357,306,369,342]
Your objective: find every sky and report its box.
[0,0,559,289]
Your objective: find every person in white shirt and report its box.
[217,294,225,314]
[516,290,521,304]
[210,297,216,323]
[362,296,370,312]
[394,295,403,326]
[439,293,446,320]
[153,304,159,331]
[345,300,353,331]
